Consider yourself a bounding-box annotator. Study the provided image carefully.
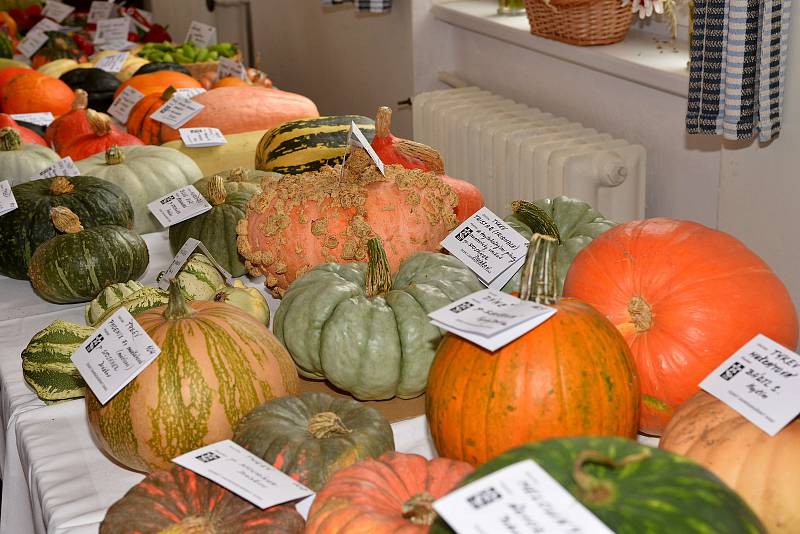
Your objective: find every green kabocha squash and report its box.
[132,62,191,77]
[0,127,60,186]
[29,207,149,303]
[432,437,766,534]
[234,392,394,491]
[76,145,202,234]
[255,115,375,175]
[156,252,226,301]
[214,281,270,326]
[0,175,134,279]
[85,281,169,327]
[59,68,121,113]
[274,237,484,400]
[192,167,279,197]
[21,320,93,403]
[503,196,616,295]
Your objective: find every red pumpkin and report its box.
[44,89,122,153]
[59,109,143,160]
[0,113,46,146]
[2,71,74,116]
[563,218,799,435]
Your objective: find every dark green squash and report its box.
[0,32,13,59]
[59,68,121,113]
[28,206,148,303]
[0,175,134,280]
[133,62,191,77]
[15,120,46,138]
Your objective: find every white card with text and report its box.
[434,460,613,534]
[173,440,313,509]
[32,157,80,180]
[107,86,145,123]
[429,289,556,352]
[216,57,246,80]
[147,185,212,228]
[10,112,55,127]
[94,17,130,44]
[158,237,234,290]
[179,127,226,148]
[95,52,128,73]
[700,334,800,436]
[71,308,161,405]
[96,39,135,52]
[184,20,217,47]
[174,87,207,99]
[17,31,49,58]
[88,1,117,23]
[0,180,17,216]
[42,1,75,22]
[29,17,62,34]
[149,96,204,129]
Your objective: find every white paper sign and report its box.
[96,39,135,52]
[700,334,800,436]
[174,87,207,99]
[94,52,128,73]
[70,308,161,405]
[216,57,246,80]
[434,460,613,534]
[0,180,17,216]
[10,112,54,127]
[150,96,204,129]
[184,21,217,47]
[441,207,529,288]
[173,440,313,509]
[94,17,130,44]
[147,185,212,228]
[32,157,81,180]
[429,289,556,352]
[88,1,117,23]
[17,31,49,58]
[158,237,234,290]
[343,121,385,176]
[42,1,75,22]
[107,86,145,123]
[179,127,226,148]
[29,17,62,34]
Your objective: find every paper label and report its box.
[158,237,234,290]
[88,1,117,23]
[216,57,247,80]
[29,17,62,34]
[94,17,130,44]
[32,157,80,180]
[96,39,135,52]
[70,308,161,405]
[180,127,226,148]
[700,334,800,436]
[342,121,385,176]
[149,96,204,129]
[173,440,313,509]
[434,460,614,534]
[174,87,207,99]
[147,185,212,228]
[94,52,128,73]
[10,112,54,127]
[0,180,17,216]
[107,86,145,123]
[185,20,217,47]
[42,1,75,22]
[428,289,556,352]
[17,31,49,58]
[441,207,529,288]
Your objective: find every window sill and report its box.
[432,0,689,98]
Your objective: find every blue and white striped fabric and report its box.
[321,0,392,13]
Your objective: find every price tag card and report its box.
[441,207,529,288]
[185,20,217,47]
[70,308,161,405]
[17,31,49,58]
[700,334,800,436]
[180,127,226,148]
[173,440,313,509]
[174,87,207,99]
[149,96,204,129]
[158,237,234,290]
[0,180,17,216]
[88,1,117,23]
[42,1,75,22]
[94,17,130,44]
[434,460,613,534]
[32,157,80,180]
[147,185,212,228]
[29,17,62,34]
[96,39,135,51]
[94,52,128,73]
[342,121,385,175]
[107,86,144,123]
[216,57,247,80]
[10,112,55,127]
[428,289,556,352]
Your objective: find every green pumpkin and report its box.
[0,32,14,59]
[214,281,270,325]
[0,127,60,186]
[192,167,280,197]
[234,392,394,491]
[432,436,765,534]
[85,281,169,327]
[21,320,93,404]
[156,252,226,301]
[0,175,134,280]
[502,196,616,295]
[59,68,121,113]
[274,238,484,400]
[28,207,149,303]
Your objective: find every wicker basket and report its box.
[524,0,633,46]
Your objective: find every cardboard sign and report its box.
[149,96,204,129]
[94,52,128,73]
[184,20,217,47]
[88,1,117,23]
[147,185,212,228]
[94,17,130,44]
[17,31,49,58]
[179,127,226,148]
[216,57,247,80]
[107,86,145,123]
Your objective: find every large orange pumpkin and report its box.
[661,391,800,533]
[0,67,33,106]
[2,71,74,116]
[113,70,201,100]
[426,234,640,466]
[562,218,798,436]
[59,109,143,160]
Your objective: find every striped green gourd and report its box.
[255,115,375,175]
[156,252,226,300]
[0,32,14,59]
[85,281,169,327]
[21,320,94,403]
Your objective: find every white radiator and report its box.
[412,86,646,222]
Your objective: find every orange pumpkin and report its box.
[0,67,33,106]
[213,76,250,88]
[43,89,122,153]
[562,218,798,436]
[661,391,800,533]
[59,109,143,160]
[2,71,73,116]
[0,113,46,145]
[113,70,201,100]
[426,234,640,466]
[126,86,175,144]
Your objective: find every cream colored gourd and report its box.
[0,127,60,186]
[160,129,268,175]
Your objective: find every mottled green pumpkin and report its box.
[0,127,60,186]
[274,238,484,400]
[156,252,226,301]
[85,281,169,327]
[234,392,394,491]
[192,167,279,197]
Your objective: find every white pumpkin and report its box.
[0,128,60,186]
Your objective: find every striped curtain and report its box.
[321,0,392,12]
[686,0,792,141]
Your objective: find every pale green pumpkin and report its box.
[192,167,280,197]
[214,281,270,326]
[0,127,60,186]
[156,252,226,301]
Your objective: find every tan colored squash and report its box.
[161,129,268,175]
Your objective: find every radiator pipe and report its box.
[438,71,470,88]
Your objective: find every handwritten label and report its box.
[342,121,385,176]
[147,185,212,228]
[107,86,144,123]
[71,308,161,405]
[96,39,135,52]
[0,181,17,216]
[94,17,130,44]
[216,57,247,80]
[32,157,80,180]
[180,127,226,148]
[29,17,62,34]
[174,87,207,99]
[428,289,556,352]
[95,52,128,73]
[434,460,613,534]
[88,1,117,23]
[150,96,204,129]
[42,1,75,22]
[185,20,217,47]
[700,334,800,436]
[17,31,49,58]
[10,112,54,127]
[158,237,234,290]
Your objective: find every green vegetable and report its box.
[22,320,93,403]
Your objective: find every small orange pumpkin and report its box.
[59,110,143,160]
[2,71,73,116]
[213,76,250,88]
[113,70,201,100]
[126,85,174,144]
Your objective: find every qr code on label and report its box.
[196,451,221,463]
[450,301,474,314]
[455,227,473,241]
[720,362,745,381]
[466,486,502,510]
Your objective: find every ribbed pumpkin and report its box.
[661,392,800,533]
[0,114,46,145]
[426,234,640,466]
[59,67,120,113]
[562,218,799,435]
[76,144,202,234]
[59,110,143,160]
[100,466,305,534]
[125,85,177,144]
[2,70,74,115]
[0,127,59,185]
[86,281,301,472]
[306,452,473,534]
[238,148,459,295]
[0,66,33,102]
[22,320,92,403]
[28,207,149,303]
[234,392,395,491]
[85,281,169,327]
[0,175,134,279]
[113,70,201,99]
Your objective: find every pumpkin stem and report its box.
[164,280,196,320]
[365,237,392,297]
[519,233,558,305]
[511,200,561,244]
[628,296,653,333]
[158,516,216,534]
[375,106,393,137]
[0,127,21,151]
[228,167,248,182]
[86,109,112,137]
[72,89,88,111]
[50,206,83,234]
[374,106,445,174]
[105,145,124,165]
[307,411,352,439]
[162,85,177,101]
[49,176,75,195]
[572,448,652,505]
[207,175,227,206]
[401,492,437,526]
